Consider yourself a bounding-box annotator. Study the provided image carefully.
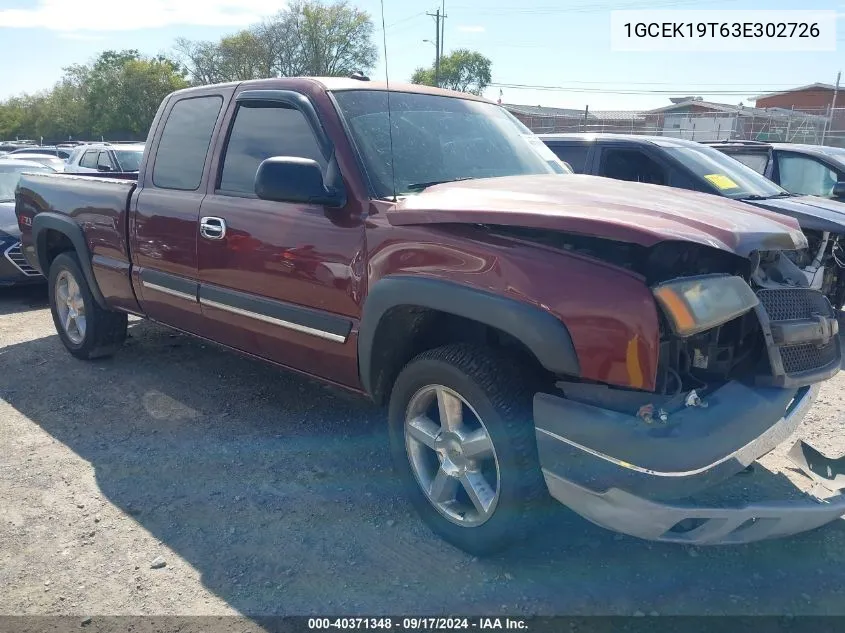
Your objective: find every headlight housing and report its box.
[652,274,759,337]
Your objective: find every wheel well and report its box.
[42,229,75,270]
[368,306,550,405]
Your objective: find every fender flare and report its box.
[32,212,108,309]
[358,275,581,397]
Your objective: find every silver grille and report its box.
[4,242,40,277]
[757,288,833,321]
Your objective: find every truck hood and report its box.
[389,174,807,256]
[0,201,19,237]
[744,195,845,234]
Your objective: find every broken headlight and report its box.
[652,274,759,337]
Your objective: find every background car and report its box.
[64,143,145,173]
[10,153,66,172]
[540,133,845,308]
[0,158,53,286]
[704,140,845,201]
[7,145,72,160]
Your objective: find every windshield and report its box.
[0,164,51,202]
[114,149,143,171]
[661,143,787,199]
[332,90,569,197]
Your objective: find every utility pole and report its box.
[440,0,446,62]
[822,71,841,146]
[426,6,446,88]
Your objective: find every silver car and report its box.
[65,143,145,174]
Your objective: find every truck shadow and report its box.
[0,283,48,316]
[2,320,845,616]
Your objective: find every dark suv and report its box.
[705,140,845,201]
[541,133,845,308]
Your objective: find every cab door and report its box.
[195,90,366,387]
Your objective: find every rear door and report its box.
[132,90,230,333]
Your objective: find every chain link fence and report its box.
[510,106,845,148]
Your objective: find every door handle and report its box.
[200,216,227,240]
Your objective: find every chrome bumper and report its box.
[538,384,845,544]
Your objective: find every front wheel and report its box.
[48,251,127,359]
[388,344,547,555]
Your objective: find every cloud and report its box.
[458,25,485,33]
[0,0,286,32]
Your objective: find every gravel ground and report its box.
[3,284,845,618]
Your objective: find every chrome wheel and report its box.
[55,269,86,344]
[405,385,500,527]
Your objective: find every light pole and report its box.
[423,39,438,87]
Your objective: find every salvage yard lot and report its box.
[3,285,845,617]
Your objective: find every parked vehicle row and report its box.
[12,76,845,554]
[541,134,845,310]
[705,140,845,200]
[0,159,55,286]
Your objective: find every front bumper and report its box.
[0,235,43,286]
[536,383,845,544]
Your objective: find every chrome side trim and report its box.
[536,384,819,478]
[199,297,347,343]
[141,281,197,302]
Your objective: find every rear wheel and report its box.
[388,344,546,555]
[48,252,127,359]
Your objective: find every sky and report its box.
[0,0,843,112]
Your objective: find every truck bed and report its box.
[16,171,139,312]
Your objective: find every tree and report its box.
[175,0,378,84]
[0,49,188,142]
[411,49,492,96]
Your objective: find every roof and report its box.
[753,83,837,100]
[503,103,589,118]
[538,132,703,148]
[646,100,748,114]
[172,76,492,103]
[646,99,829,121]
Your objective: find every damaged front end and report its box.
[534,239,845,545]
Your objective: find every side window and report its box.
[667,167,699,192]
[546,144,590,173]
[79,151,99,169]
[97,151,113,170]
[729,152,768,175]
[153,95,223,191]
[218,103,327,195]
[777,153,838,197]
[599,148,667,186]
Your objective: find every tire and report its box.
[48,251,127,360]
[388,343,546,555]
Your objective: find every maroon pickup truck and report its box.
[14,77,845,554]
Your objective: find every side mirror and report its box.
[254,156,343,207]
[832,181,845,200]
[97,164,112,172]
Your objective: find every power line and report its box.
[374,11,427,33]
[449,0,736,15]
[489,82,798,95]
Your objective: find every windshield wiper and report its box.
[0,198,14,203]
[405,177,475,192]
[741,193,793,201]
